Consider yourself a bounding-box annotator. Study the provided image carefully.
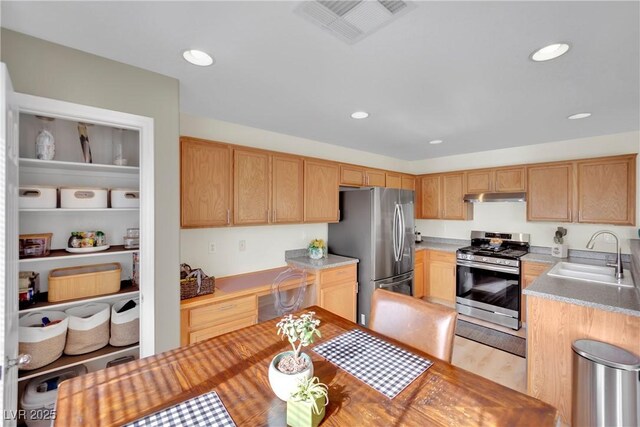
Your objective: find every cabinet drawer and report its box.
[428,250,455,264]
[189,315,256,343]
[189,295,257,328]
[319,265,356,286]
[523,262,550,276]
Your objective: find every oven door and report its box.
[455,260,520,318]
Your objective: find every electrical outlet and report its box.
[208,242,216,254]
[239,240,246,252]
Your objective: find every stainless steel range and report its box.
[455,231,530,330]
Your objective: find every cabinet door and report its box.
[495,167,526,192]
[339,164,365,186]
[577,156,636,225]
[401,175,416,191]
[272,154,304,223]
[413,250,426,298]
[181,138,232,227]
[521,262,548,325]
[319,281,357,322]
[234,149,270,225]
[428,261,455,303]
[466,169,493,193]
[304,160,339,222]
[385,172,402,189]
[527,163,573,222]
[419,175,441,219]
[442,173,471,220]
[366,169,386,187]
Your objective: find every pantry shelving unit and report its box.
[12,92,155,394]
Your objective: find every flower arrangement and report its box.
[275,312,321,374]
[308,239,326,260]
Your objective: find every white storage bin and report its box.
[64,303,110,355]
[110,188,140,208]
[19,186,57,209]
[19,311,69,370]
[110,299,140,347]
[21,365,87,427]
[60,187,107,209]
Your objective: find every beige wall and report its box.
[411,131,640,253]
[1,29,181,352]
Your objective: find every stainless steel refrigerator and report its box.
[328,187,415,326]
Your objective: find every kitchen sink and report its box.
[547,262,635,288]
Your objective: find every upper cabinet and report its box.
[366,169,386,187]
[527,162,573,222]
[577,155,636,225]
[385,172,402,189]
[419,175,441,219]
[339,164,365,187]
[401,175,416,191]
[272,154,304,223]
[304,159,339,223]
[181,137,232,228]
[418,173,472,220]
[234,149,270,225]
[465,166,525,193]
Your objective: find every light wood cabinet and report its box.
[365,169,386,187]
[272,154,304,223]
[527,163,573,222]
[339,164,365,187]
[577,155,636,225]
[419,175,441,219]
[234,149,270,225]
[181,137,232,228]
[414,249,427,298]
[304,159,339,223]
[521,261,549,324]
[385,172,402,189]
[426,250,456,303]
[401,175,416,191]
[466,169,493,193]
[317,265,357,322]
[495,167,526,192]
[441,173,472,220]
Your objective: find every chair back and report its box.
[271,268,307,316]
[369,289,458,362]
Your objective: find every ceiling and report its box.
[1,1,638,160]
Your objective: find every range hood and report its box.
[463,192,526,203]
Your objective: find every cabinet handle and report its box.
[226,209,230,225]
[273,209,277,222]
[366,175,369,186]
[569,209,572,222]
[217,304,235,311]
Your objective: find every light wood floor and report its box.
[451,336,527,394]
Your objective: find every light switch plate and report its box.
[239,240,246,252]
[208,242,216,253]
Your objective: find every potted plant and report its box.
[287,376,329,427]
[269,312,321,401]
[308,239,326,260]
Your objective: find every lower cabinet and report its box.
[425,250,456,304]
[521,261,550,324]
[181,294,258,346]
[317,265,357,322]
[413,249,427,298]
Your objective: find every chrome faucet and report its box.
[586,230,624,280]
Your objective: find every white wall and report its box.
[180,113,407,277]
[412,131,640,254]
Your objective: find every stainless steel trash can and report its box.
[572,339,640,427]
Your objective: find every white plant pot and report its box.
[308,248,324,260]
[268,351,314,401]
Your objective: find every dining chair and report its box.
[271,268,308,316]
[369,289,458,362]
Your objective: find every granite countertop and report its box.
[415,241,464,253]
[287,254,359,271]
[524,257,640,317]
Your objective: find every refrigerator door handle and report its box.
[398,203,406,261]
[392,203,399,262]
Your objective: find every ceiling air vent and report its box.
[295,0,415,44]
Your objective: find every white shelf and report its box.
[20,208,139,213]
[18,344,140,382]
[19,158,139,174]
[19,287,139,314]
[19,245,138,263]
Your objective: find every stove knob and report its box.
[482,257,487,262]
[496,260,503,264]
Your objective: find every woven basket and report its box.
[180,264,215,300]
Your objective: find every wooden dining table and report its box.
[55,306,558,426]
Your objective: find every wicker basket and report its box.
[180,264,214,300]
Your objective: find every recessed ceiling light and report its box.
[568,112,592,120]
[351,111,369,119]
[530,43,570,62]
[182,49,214,66]
[429,139,443,145]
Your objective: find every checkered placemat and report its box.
[125,391,236,427]
[313,329,432,399]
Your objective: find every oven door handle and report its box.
[456,260,519,275]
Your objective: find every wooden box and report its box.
[48,263,121,302]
